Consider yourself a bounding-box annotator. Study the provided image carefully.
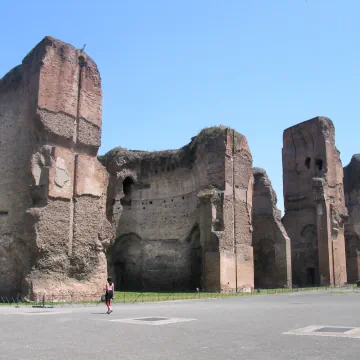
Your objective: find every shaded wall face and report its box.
[252,218,292,288]
[253,237,276,288]
[0,66,36,296]
[345,232,360,283]
[106,130,254,293]
[108,166,201,291]
[117,168,199,240]
[344,160,360,283]
[252,170,292,289]
[282,118,347,287]
[111,229,201,291]
[282,123,322,286]
[283,210,319,286]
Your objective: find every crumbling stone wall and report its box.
[0,37,111,298]
[252,168,292,288]
[102,127,254,292]
[344,155,360,283]
[282,117,347,287]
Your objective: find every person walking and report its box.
[105,277,114,314]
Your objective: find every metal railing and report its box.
[0,284,359,308]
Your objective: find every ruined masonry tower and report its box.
[282,117,347,286]
[343,155,360,283]
[252,168,292,288]
[0,37,112,298]
[102,128,255,292]
[1,36,293,297]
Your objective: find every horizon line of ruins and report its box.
[1,36,359,299]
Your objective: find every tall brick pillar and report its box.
[0,36,112,299]
[282,117,347,287]
[197,128,253,292]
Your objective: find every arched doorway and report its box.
[121,177,134,206]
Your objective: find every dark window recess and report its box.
[0,211,9,215]
[121,177,134,207]
[123,177,134,196]
[78,55,87,68]
[315,159,323,171]
[305,157,311,169]
[307,267,315,286]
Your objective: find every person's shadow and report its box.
[90,312,109,315]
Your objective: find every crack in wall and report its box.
[68,52,86,257]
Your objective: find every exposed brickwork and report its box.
[252,168,292,288]
[344,155,360,283]
[282,117,347,286]
[4,36,359,297]
[102,127,254,292]
[0,37,111,299]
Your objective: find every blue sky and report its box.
[1,0,359,211]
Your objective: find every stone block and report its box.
[75,154,107,197]
[48,147,74,199]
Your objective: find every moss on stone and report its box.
[197,185,218,198]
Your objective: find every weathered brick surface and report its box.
[0,37,110,298]
[103,127,254,292]
[282,117,347,286]
[8,37,359,297]
[344,155,360,283]
[0,60,38,297]
[252,168,292,288]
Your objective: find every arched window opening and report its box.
[315,159,323,171]
[121,177,134,206]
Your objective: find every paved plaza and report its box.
[1,291,360,360]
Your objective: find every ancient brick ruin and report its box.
[344,155,360,283]
[101,127,254,292]
[282,117,347,286]
[252,168,292,288]
[0,37,357,298]
[0,37,112,298]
